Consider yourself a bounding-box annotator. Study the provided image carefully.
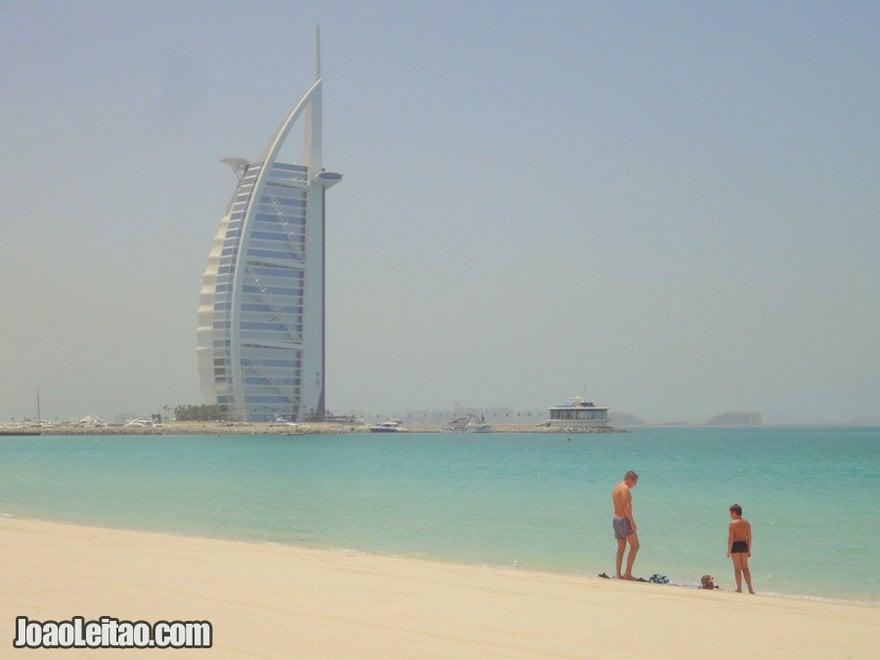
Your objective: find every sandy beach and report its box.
[0,518,875,658]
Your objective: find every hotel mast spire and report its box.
[315,23,321,81]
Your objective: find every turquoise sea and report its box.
[1,426,878,602]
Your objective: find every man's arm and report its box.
[624,490,636,531]
[726,522,734,557]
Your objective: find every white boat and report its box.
[464,419,492,433]
[547,396,609,428]
[76,415,108,427]
[369,420,406,432]
[124,417,160,428]
[447,413,492,433]
[270,416,298,427]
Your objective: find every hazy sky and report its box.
[2,0,878,424]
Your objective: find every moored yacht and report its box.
[369,419,407,433]
[447,413,492,433]
[124,417,161,428]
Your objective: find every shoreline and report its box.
[3,430,876,607]
[0,420,624,435]
[1,516,876,658]
[3,512,877,608]
[6,422,875,437]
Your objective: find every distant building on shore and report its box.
[196,28,342,422]
[546,397,610,429]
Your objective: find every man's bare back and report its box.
[729,518,751,543]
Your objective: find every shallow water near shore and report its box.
[1,426,877,602]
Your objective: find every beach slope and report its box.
[0,518,875,658]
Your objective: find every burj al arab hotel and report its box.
[197,30,342,422]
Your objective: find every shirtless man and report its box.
[726,503,754,594]
[612,470,639,580]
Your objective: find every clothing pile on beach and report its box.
[648,574,670,584]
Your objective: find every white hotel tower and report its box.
[197,31,342,422]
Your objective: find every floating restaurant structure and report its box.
[547,397,610,429]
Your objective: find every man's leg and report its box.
[623,533,639,579]
[615,538,626,578]
[741,556,754,594]
[732,554,743,592]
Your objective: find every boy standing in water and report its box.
[727,503,755,594]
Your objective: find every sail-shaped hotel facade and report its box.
[196,32,342,422]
